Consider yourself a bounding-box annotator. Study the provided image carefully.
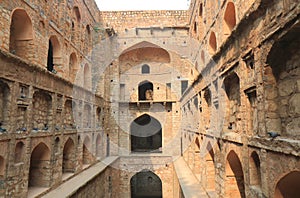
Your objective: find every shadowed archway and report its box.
[131,170,162,198]
[130,114,162,152]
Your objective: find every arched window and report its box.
[131,170,162,198]
[141,64,150,74]
[131,114,162,152]
[138,81,153,100]
[47,36,61,72]
[9,9,33,59]
[224,2,236,35]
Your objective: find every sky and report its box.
[95,0,190,11]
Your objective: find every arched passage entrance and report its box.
[63,138,75,173]
[130,114,162,152]
[131,170,162,198]
[225,150,245,198]
[29,143,51,187]
[275,171,300,198]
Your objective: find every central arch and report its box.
[130,114,162,152]
[138,81,153,101]
[130,170,162,198]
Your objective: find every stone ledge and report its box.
[174,157,209,198]
[41,156,119,198]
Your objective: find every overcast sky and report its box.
[95,0,190,11]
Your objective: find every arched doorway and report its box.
[275,171,300,198]
[29,143,51,187]
[130,114,162,152]
[131,170,162,198]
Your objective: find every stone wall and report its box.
[99,10,189,32]
[181,0,300,197]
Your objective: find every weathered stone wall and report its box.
[0,50,107,197]
[181,0,300,197]
[99,10,189,32]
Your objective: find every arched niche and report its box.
[223,72,240,131]
[138,81,153,101]
[63,138,75,173]
[83,136,92,165]
[69,52,78,81]
[15,141,25,163]
[9,9,33,59]
[29,143,51,187]
[83,64,90,89]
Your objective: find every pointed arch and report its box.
[119,41,171,64]
[138,80,153,100]
[9,9,33,59]
[83,64,90,89]
[63,138,75,173]
[225,150,245,198]
[249,151,261,186]
[130,170,162,198]
[205,141,215,191]
[69,52,78,81]
[83,136,92,165]
[29,142,51,187]
[141,64,150,74]
[275,171,300,198]
[209,32,217,53]
[131,114,162,152]
[47,35,61,72]
[224,2,237,34]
